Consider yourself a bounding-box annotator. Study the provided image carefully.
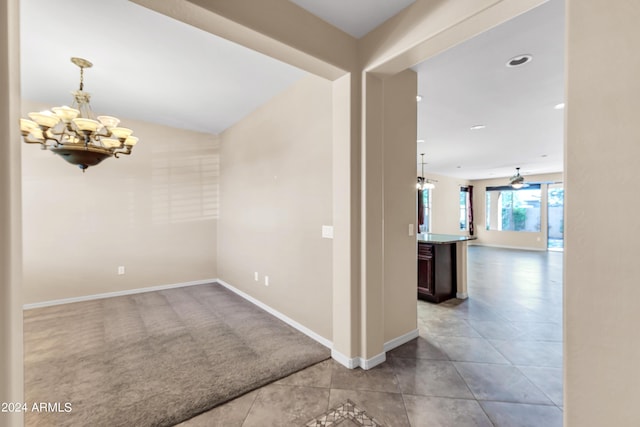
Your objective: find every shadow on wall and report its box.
[152,140,220,225]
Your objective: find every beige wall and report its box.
[382,70,419,343]
[22,101,218,304]
[1,0,23,425]
[331,73,362,358]
[565,1,640,425]
[361,73,385,358]
[425,172,472,235]
[471,172,562,250]
[217,75,333,340]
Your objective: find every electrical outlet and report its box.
[264,276,269,287]
[118,266,125,275]
[254,272,259,281]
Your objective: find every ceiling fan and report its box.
[509,167,528,189]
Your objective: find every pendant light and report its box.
[417,153,435,190]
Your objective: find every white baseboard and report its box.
[23,279,217,310]
[360,352,386,370]
[331,349,387,370]
[456,292,469,299]
[331,349,359,369]
[217,279,333,350]
[383,328,419,352]
[471,243,547,252]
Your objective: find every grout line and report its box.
[239,389,261,426]
[477,399,498,427]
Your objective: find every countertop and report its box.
[417,233,477,244]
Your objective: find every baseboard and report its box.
[471,243,547,252]
[217,279,333,350]
[383,328,419,353]
[360,352,386,370]
[331,349,359,369]
[456,292,469,299]
[330,349,386,370]
[23,279,217,310]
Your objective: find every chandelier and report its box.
[19,57,139,172]
[416,153,436,190]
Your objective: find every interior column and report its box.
[331,73,362,365]
[0,0,24,426]
[381,70,419,343]
[360,72,385,365]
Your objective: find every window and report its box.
[485,185,541,232]
[460,187,469,230]
[420,189,431,233]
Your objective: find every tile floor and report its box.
[178,246,563,426]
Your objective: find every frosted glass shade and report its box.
[30,128,44,140]
[110,127,133,139]
[28,112,61,128]
[124,136,139,146]
[97,115,120,129]
[52,106,80,122]
[20,119,39,132]
[101,138,121,148]
[73,118,101,132]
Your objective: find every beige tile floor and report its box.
[178,246,563,427]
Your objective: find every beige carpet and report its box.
[24,283,330,426]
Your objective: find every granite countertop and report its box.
[417,233,477,244]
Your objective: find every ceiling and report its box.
[289,0,416,38]
[414,0,565,180]
[20,0,306,134]
[20,0,564,181]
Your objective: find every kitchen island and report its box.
[417,233,476,303]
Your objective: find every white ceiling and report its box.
[414,0,565,180]
[289,0,416,38]
[20,0,305,134]
[20,0,564,181]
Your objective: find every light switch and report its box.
[322,225,334,239]
[408,224,414,236]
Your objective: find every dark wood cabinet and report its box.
[417,242,456,303]
[417,243,435,297]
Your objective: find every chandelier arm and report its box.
[113,148,133,158]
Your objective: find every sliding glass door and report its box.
[547,183,564,251]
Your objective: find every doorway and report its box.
[547,183,564,251]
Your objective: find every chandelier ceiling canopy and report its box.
[20,57,139,172]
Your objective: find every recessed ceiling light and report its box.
[541,154,548,158]
[417,139,425,143]
[456,166,462,169]
[554,103,565,109]
[416,95,423,102]
[506,54,533,67]
[470,125,486,130]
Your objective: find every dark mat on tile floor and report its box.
[24,283,329,427]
